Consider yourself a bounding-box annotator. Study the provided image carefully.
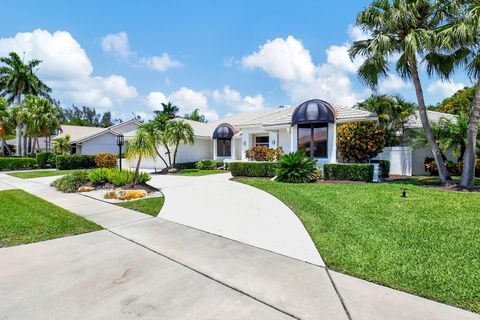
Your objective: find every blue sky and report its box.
[0,0,472,121]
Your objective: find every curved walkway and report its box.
[148,173,324,265]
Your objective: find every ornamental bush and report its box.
[56,154,96,170]
[245,146,283,162]
[35,152,50,168]
[51,171,89,193]
[229,162,277,177]
[337,121,386,163]
[196,159,217,170]
[95,153,117,168]
[324,163,374,182]
[88,168,110,184]
[275,151,318,183]
[0,157,37,170]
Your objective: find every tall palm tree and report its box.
[159,102,179,120]
[126,128,157,183]
[429,1,480,188]
[9,104,29,156]
[52,135,71,154]
[0,97,12,154]
[0,52,52,156]
[23,95,61,153]
[165,120,195,165]
[139,121,169,167]
[349,0,455,185]
[184,108,207,123]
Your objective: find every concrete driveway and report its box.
[148,172,323,265]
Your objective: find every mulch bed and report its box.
[83,181,158,192]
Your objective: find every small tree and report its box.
[125,128,157,184]
[337,121,386,163]
[52,135,71,154]
[165,120,195,165]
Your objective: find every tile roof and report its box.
[405,110,457,129]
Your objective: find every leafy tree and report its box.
[184,108,207,123]
[154,102,179,120]
[52,134,71,154]
[0,97,11,154]
[337,121,386,163]
[0,52,52,155]
[349,0,455,185]
[165,120,195,165]
[125,128,157,184]
[356,95,415,146]
[60,105,118,127]
[437,86,476,115]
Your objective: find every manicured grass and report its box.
[240,178,480,313]
[7,169,86,179]
[174,169,227,176]
[116,197,165,216]
[390,175,480,186]
[0,189,101,247]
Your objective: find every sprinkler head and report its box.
[401,188,407,198]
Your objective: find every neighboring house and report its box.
[125,99,379,170]
[69,119,141,155]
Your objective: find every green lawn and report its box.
[116,196,165,216]
[240,178,480,313]
[7,169,86,179]
[0,189,101,247]
[390,175,480,186]
[174,169,227,176]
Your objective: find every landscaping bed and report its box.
[240,178,480,313]
[0,189,101,247]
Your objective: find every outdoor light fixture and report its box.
[116,134,124,171]
[401,188,407,198]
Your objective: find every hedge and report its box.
[174,162,197,170]
[230,162,277,177]
[323,163,374,182]
[36,152,50,168]
[370,160,390,179]
[0,157,37,170]
[56,154,96,170]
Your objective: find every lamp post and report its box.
[116,134,124,171]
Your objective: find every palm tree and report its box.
[0,52,52,156]
[23,95,61,153]
[126,128,157,184]
[165,120,195,165]
[139,121,169,167]
[356,95,415,145]
[158,102,179,120]
[52,135,71,154]
[184,108,207,123]
[9,104,29,156]
[0,97,10,154]
[349,0,455,185]
[429,1,480,188]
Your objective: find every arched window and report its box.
[292,100,335,158]
[213,123,236,157]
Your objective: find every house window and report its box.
[255,136,269,147]
[217,139,231,157]
[297,123,328,158]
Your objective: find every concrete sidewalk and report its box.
[1,172,478,319]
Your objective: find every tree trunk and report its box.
[173,143,180,165]
[163,143,172,167]
[2,139,12,155]
[21,123,27,156]
[15,125,21,156]
[0,138,3,155]
[155,150,169,168]
[460,76,480,189]
[134,155,142,184]
[410,58,451,185]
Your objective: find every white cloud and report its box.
[101,32,132,60]
[348,25,370,41]
[146,91,167,110]
[146,87,219,121]
[0,29,138,109]
[378,74,411,93]
[140,53,183,72]
[211,86,265,112]
[427,80,465,98]
[241,35,365,107]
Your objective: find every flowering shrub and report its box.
[245,146,283,162]
[95,153,117,168]
[337,121,386,163]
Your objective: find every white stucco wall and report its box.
[177,138,213,163]
[81,132,124,155]
[375,147,413,176]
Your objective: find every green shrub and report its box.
[106,169,135,186]
[371,160,390,179]
[196,159,217,170]
[51,171,89,193]
[138,172,151,183]
[245,146,284,161]
[337,121,386,163]
[56,154,96,170]
[324,163,374,182]
[95,153,117,168]
[47,153,58,168]
[476,159,480,178]
[230,162,277,177]
[276,151,318,183]
[174,162,197,170]
[215,161,225,168]
[35,152,50,168]
[88,168,110,184]
[0,157,37,170]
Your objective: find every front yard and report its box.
[116,197,165,216]
[241,178,480,313]
[0,189,101,247]
[7,169,87,179]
